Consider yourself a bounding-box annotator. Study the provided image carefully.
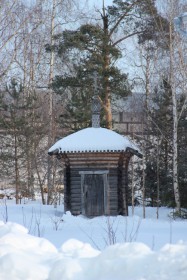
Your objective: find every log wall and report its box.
[62,151,132,216]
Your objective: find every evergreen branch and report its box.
[112,30,143,47]
[109,0,140,38]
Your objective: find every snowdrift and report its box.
[0,221,187,280]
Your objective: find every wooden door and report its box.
[83,174,104,216]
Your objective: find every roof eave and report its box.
[48,149,59,156]
[48,147,143,158]
[126,147,143,158]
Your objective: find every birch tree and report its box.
[169,14,180,213]
[165,0,187,214]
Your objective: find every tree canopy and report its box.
[46,0,168,130]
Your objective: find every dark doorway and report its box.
[83,174,104,216]
[79,171,109,216]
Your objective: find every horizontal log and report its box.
[67,152,122,158]
[69,167,120,171]
[68,156,120,160]
[71,201,81,205]
[109,195,118,199]
[109,183,118,187]
[70,164,119,169]
[109,186,118,189]
[71,189,81,194]
[69,161,119,166]
[69,174,119,178]
[71,205,81,210]
[69,156,121,161]
[108,197,118,200]
[71,185,81,190]
[109,200,118,205]
[69,179,81,184]
[70,197,81,202]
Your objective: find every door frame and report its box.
[79,170,109,215]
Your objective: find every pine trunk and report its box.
[102,6,112,129]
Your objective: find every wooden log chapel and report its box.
[48,74,142,217]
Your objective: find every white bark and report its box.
[47,0,56,204]
[169,13,181,213]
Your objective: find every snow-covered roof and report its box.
[48,127,141,156]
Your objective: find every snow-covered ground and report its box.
[0,199,187,280]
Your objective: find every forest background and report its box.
[0,0,187,217]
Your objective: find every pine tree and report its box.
[143,76,187,209]
[46,0,168,131]
[178,95,187,208]
[142,78,174,207]
[47,24,131,130]
[0,78,42,203]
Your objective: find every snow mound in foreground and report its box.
[0,221,187,280]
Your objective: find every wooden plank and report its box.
[84,174,104,216]
[71,203,81,207]
[70,197,81,202]
[70,180,81,184]
[79,170,109,175]
[69,162,119,166]
[62,149,131,216]
[109,195,118,199]
[70,164,119,169]
[67,152,121,158]
[69,157,120,161]
[71,189,81,194]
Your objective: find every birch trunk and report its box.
[169,15,181,213]
[156,137,160,219]
[15,133,19,205]
[47,0,56,204]
[142,153,146,219]
[142,52,151,218]
[131,155,135,215]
